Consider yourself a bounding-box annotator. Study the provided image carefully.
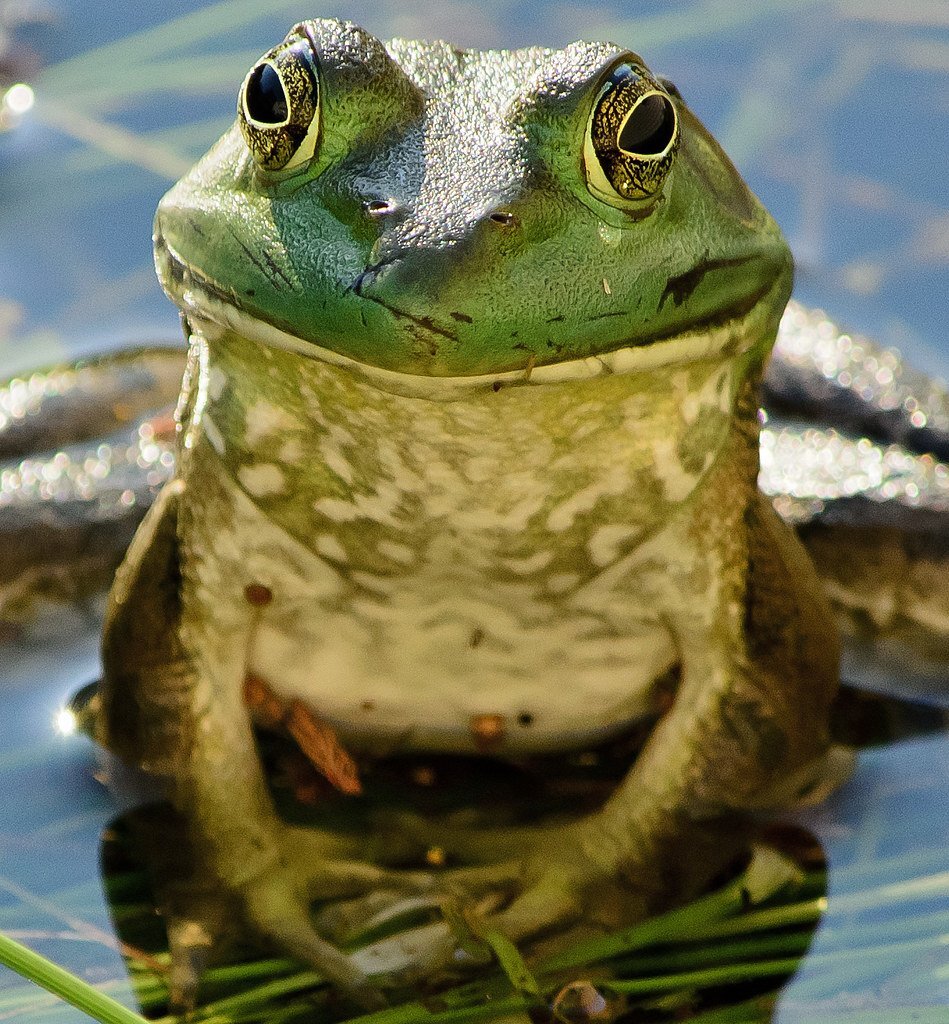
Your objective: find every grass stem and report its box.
[0,931,148,1024]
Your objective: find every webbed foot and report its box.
[125,809,435,1010]
[300,823,623,986]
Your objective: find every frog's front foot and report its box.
[237,828,437,1006]
[137,813,433,1010]
[160,877,377,1010]
[237,867,387,1007]
[170,860,433,1009]
[454,824,638,943]
[314,823,638,987]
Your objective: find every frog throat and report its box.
[158,240,780,403]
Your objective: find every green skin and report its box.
[100,19,840,1005]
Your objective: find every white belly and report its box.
[183,333,731,756]
[235,514,678,755]
[252,608,674,755]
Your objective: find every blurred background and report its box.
[0,2,946,1021]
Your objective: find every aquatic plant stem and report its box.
[0,931,149,1024]
[537,874,748,972]
[160,970,325,1022]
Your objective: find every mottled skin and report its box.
[100,19,839,1003]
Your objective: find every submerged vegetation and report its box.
[2,810,948,1023]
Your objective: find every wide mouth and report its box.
[156,231,785,402]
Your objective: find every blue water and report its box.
[1,2,947,1020]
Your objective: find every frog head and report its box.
[155,18,792,383]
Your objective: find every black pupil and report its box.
[246,63,288,124]
[618,94,675,155]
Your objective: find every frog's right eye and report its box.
[238,37,321,173]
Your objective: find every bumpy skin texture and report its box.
[101,18,838,1002]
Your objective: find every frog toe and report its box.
[301,859,436,901]
[241,874,386,1008]
[438,858,524,897]
[166,917,217,1012]
[315,889,443,943]
[491,872,581,942]
[278,825,436,899]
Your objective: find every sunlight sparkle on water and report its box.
[55,706,78,737]
[3,83,35,116]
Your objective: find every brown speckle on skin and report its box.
[470,713,506,751]
[425,846,446,867]
[244,582,273,606]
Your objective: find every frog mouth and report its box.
[156,234,783,401]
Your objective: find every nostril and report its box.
[364,199,398,217]
[489,211,516,228]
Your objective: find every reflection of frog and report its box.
[99,18,843,1003]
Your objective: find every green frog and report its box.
[99,18,842,1004]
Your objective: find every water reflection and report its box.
[1,649,945,1022]
[782,734,949,1019]
[95,739,832,1020]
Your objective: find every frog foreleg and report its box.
[101,481,235,1008]
[488,493,841,942]
[101,483,420,1007]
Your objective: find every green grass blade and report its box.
[0,930,149,1024]
[481,930,542,1002]
[153,970,323,1023]
[338,996,529,1024]
[608,956,803,995]
[538,874,748,972]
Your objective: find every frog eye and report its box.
[238,37,321,173]
[584,61,679,208]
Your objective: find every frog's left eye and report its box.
[584,61,679,208]
[238,37,321,173]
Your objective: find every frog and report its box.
[97,17,844,1006]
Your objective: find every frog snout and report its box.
[351,203,523,301]
[348,238,455,304]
